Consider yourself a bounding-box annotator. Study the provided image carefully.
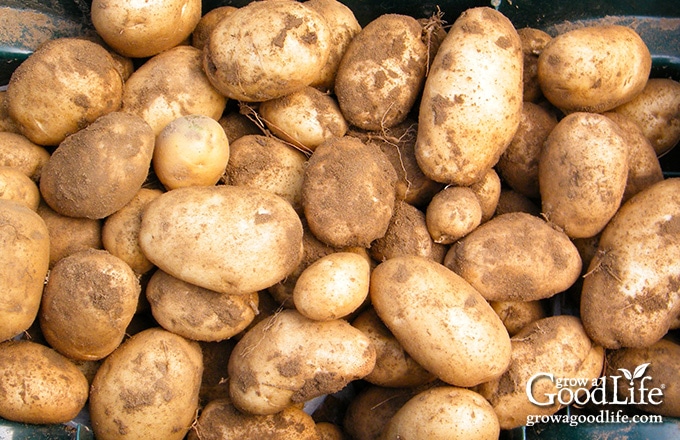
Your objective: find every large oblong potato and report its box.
[415,7,523,186]
[139,185,303,295]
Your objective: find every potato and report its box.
[613,78,680,157]
[198,339,235,405]
[0,340,89,424]
[153,114,230,190]
[444,212,582,302]
[580,178,680,349]
[415,7,523,186]
[370,255,511,387]
[490,299,546,336]
[39,111,155,219]
[224,134,308,212]
[469,166,501,223]
[0,90,19,133]
[425,186,482,244]
[139,185,303,295]
[0,132,50,181]
[293,251,370,321]
[89,327,203,440]
[343,385,420,440]
[0,165,40,210]
[493,188,541,217]
[0,200,50,342]
[203,0,332,102]
[6,37,123,146]
[91,0,202,58]
[122,45,227,136]
[102,188,163,275]
[258,86,348,152]
[539,112,629,238]
[228,309,376,415]
[189,398,320,440]
[381,386,500,440]
[517,27,552,103]
[334,13,428,131]
[477,315,604,430]
[352,307,436,388]
[218,111,262,143]
[146,269,258,342]
[302,135,397,248]
[191,6,238,51]
[39,249,140,361]
[316,422,343,440]
[537,25,652,113]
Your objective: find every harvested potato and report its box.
[258,86,348,152]
[224,134,308,212]
[203,0,332,101]
[444,212,582,302]
[0,340,89,424]
[425,186,482,244]
[416,7,523,186]
[153,114,230,189]
[316,422,343,440]
[381,386,500,440]
[0,165,40,210]
[218,111,262,143]
[343,385,420,440]
[89,327,203,440]
[580,178,680,349]
[490,299,546,336]
[0,90,19,133]
[91,0,202,58]
[334,13,428,131]
[0,200,50,342]
[469,167,502,222]
[517,27,552,102]
[122,45,227,136]
[538,25,651,113]
[146,269,258,342]
[39,249,140,361]
[302,135,397,248]
[39,111,155,219]
[6,37,123,146]
[0,132,50,181]
[370,255,511,387]
[191,6,237,50]
[228,309,376,415]
[139,185,303,295]
[493,188,541,217]
[539,112,629,238]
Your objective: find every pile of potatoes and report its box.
[1,0,680,438]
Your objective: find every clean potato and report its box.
[0,165,40,210]
[0,132,50,181]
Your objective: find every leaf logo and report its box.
[618,363,650,386]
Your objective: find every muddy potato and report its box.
[258,86,348,152]
[469,167,502,222]
[517,27,552,103]
[38,202,102,268]
[444,212,582,302]
[0,166,40,210]
[0,90,19,133]
[218,111,262,143]
[224,134,307,212]
[0,132,50,181]
[139,185,303,295]
[191,6,238,50]
[381,386,500,440]
[425,186,482,245]
[343,385,420,440]
[580,178,680,349]
[538,25,651,113]
[204,0,331,102]
[91,0,202,58]
[122,45,227,136]
[0,200,50,342]
[228,309,376,415]
[493,188,541,217]
[39,111,155,219]
[0,340,89,424]
[416,7,523,186]
[89,327,203,440]
[6,37,123,146]
[153,114,230,189]
[370,255,511,387]
[146,270,258,342]
[490,300,546,336]
[539,112,629,238]
[334,13,427,131]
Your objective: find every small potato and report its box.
[425,186,482,244]
[0,132,50,181]
[316,422,344,440]
[293,251,370,321]
[146,270,259,342]
[343,385,420,440]
[381,386,500,440]
[469,167,501,222]
[490,299,546,336]
[91,0,202,58]
[191,6,238,50]
[0,340,89,424]
[153,114,230,189]
[89,327,203,440]
[258,86,348,152]
[0,166,40,210]
[0,200,50,342]
[517,27,552,103]
[7,37,123,146]
[334,14,428,131]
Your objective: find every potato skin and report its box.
[0,132,50,181]
[0,166,40,210]
[415,7,523,186]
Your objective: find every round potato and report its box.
[0,132,50,181]
[425,186,482,244]
[0,340,89,424]
[470,167,502,223]
[91,0,202,58]
[6,37,123,146]
[0,165,40,210]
